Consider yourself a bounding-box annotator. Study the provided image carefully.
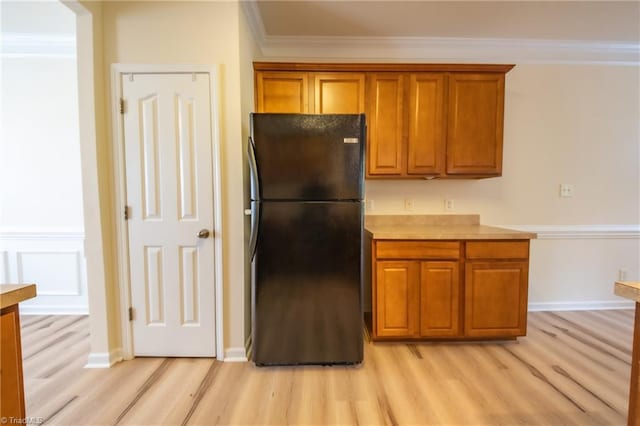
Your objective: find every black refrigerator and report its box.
[248,113,365,366]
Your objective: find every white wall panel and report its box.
[0,231,88,314]
[17,251,81,295]
[0,251,9,283]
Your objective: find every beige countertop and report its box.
[1,284,37,309]
[614,281,640,303]
[365,214,537,240]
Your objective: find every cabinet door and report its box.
[367,74,405,176]
[464,261,528,337]
[255,72,309,113]
[407,73,446,176]
[313,73,365,114]
[446,73,504,176]
[375,261,419,337]
[420,261,460,337]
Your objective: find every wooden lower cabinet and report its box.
[464,261,528,337]
[371,240,530,341]
[375,261,419,337]
[420,261,460,337]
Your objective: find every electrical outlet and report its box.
[619,268,628,281]
[559,184,574,198]
[367,199,375,212]
[404,198,414,211]
[445,198,455,212]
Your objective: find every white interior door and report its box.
[122,73,215,357]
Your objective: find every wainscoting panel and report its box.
[0,251,9,283]
[0,230,88,314]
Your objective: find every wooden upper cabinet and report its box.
[447,73,505,176]
[255,69,364,114]
[313,73,365,114]
[253,63,513,179]
[407,73,446,176]
[367,74,404,176]
[255,71,309,113]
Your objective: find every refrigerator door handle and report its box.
[247,136,260,201]
[249,200,260,260]
[247,136,260,259]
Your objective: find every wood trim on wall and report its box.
[497,224,640,239]
[254,62,515,73]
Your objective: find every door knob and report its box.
[197,229,210,239]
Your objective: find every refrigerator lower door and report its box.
[252,201,363,365]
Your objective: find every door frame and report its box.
[110,64,224,360]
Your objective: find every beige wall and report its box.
[72,0,118,361]
[238,5,261,345]
[90,0,248,356]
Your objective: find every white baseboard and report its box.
[528,300,635,311]
[20,305,89,315]
[85,348,123,368]
[224,346,248,362]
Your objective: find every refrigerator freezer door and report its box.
[252,201,363,365]
[250,114,364,201]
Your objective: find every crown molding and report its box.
[1,32,76,58]
[257,35,639,65]
[240,1,267,45]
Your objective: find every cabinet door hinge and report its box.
[120,98,126,114]
[128,307,134,321]
[124,205,130,220]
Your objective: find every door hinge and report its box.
[128,307,134,321]
[120,98,126,114]
[124,205,129,220]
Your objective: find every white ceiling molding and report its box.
[257,35,639,65]
[240,1,267,46]
[1,33,76,58]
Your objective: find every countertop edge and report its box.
[0,284,37,310]
[364,224,537,241]
[615,281,640,303]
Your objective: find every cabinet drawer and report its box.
[465,241,529,260]
[376,241,460,259]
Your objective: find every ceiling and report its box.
[253,1,640,43]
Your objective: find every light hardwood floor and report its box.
[20,310,632,425]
